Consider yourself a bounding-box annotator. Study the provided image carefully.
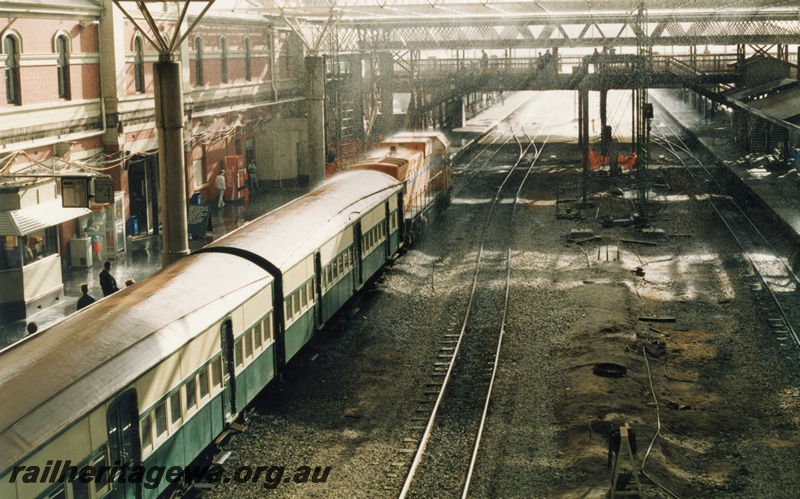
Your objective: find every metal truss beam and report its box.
[243,4,800,52]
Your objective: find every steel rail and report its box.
[399,113,535,499]
[460,125,551,498]
[652,109,800,350]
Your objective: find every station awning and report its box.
[748,86,800,121]
[0,199,91,236]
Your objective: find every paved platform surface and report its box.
[651,88,800,238]
[0,185,309,348]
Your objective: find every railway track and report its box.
[399,107,551,498]
[653,107,800,351]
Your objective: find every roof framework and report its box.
[241,1,800,52]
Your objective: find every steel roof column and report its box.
[306,55,326,186]
[154,58,190,265]
[380,52,395,137]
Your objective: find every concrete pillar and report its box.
[351,55,366,146]
[305,55,325,187]
[98,0,126,146]
[579,87,589,202]
[552,47,559,74]
[380,52,395,138]
[154,59,190,266]
[305,55,326,186]
[445,97,464,130]
[600,87,609,156]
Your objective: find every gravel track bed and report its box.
[407,158,527,497]
[199,133,800,498]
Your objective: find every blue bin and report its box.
[126,216,139,236]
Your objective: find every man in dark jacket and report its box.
[99,261,119,297]
[77,283,97,310]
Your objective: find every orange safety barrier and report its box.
[588,146,637,172]
[588,147,609,171]
[618,152,636,171]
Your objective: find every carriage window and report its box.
[332,261,338,279]
[254,323,262,349]
[267,315,274,341]
[234,339,243,366]
[72,479,90,499]
[300,286,306,307]
[186,377,197,410]
[93,452,109,491]
[245,331,253,358]
[308,281,315,302]
[155,402,167,436]
[211,358,222,388]
[338,255,344,274]
[47,486,66,499]
[199,366,210,398]
[169,391,181,423]
[140,414,152,449]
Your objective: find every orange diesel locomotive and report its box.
[349,131,451,243]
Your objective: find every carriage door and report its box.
[107,391,141,499]
[353,222,364,286]
[221,319,237,419]
[314,252,324,328]
[384,201,392,258]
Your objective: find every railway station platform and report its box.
[0,185,309,349]
[651,88,800,239]
[450,90,534,157]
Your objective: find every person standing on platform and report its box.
[77,283,97,310]
[247,160,259,191]
[216,169,226,208]
[99,261,119,297]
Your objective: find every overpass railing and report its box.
[402,53,743,79]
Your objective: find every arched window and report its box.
[56,34,71,99]
[134,36,145,93]
[3,34,21,105]
[220,37,228,84]
[244,37,252,82]
[194,36,203,86]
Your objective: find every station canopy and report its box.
[241,1,800,51]
[249,1,799,22]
